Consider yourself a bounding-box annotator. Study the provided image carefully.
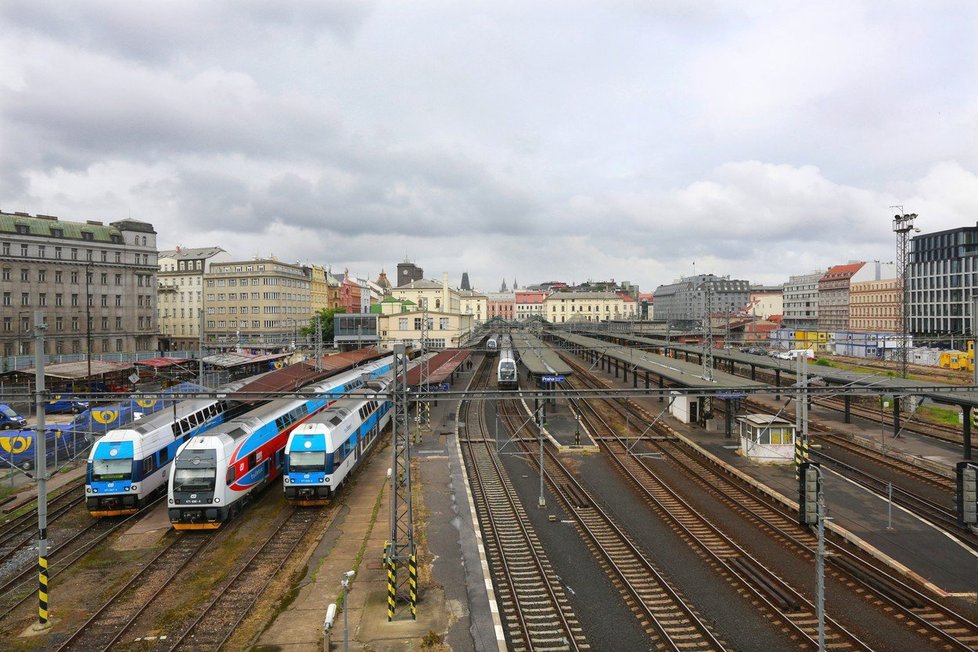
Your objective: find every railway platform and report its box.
[257,355,498,651]
[572,352,978,599]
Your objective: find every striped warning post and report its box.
[387,558,396,621]
[39,555,49,623]
[409,552,418,620]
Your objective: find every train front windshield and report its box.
[500,363,517,380]
[289,451,326,472]
[173,467,216,492]
[90,458,133,482]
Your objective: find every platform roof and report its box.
[17,360,134,380]
[233,347,387,397]
[134,357,193,368]
[582,330,978,406]
[512,332,573,377]
[202,351,289,369]
[553,332,765,392]
[406,349,471,386]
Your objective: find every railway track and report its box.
[559,347,978,649]
[0,484,86,571]
[497,397,725,651]
[53,531,214,651]
[574,397,870,650]
[164,505,324,651]
[0,498,162,621]
[459,358,588,651]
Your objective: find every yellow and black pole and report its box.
[409,551,418,620]
[386,557,396,621]
[33,311,51,628]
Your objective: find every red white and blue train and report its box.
[167,357,394,529]
[283,377,392,505]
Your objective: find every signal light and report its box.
[956,461,977,526]
[798,462,821,526]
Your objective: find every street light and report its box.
[892,210,919,379]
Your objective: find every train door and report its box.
[275,448,285,472]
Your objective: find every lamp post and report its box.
[892,210,919,379]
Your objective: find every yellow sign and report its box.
[92,409,120,425]
[0,435,32,454]
[136,398,158,408]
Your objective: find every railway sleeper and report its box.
[830,555,922,609]
[727,556,800,612]
[560,482,592,509]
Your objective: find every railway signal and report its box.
[798,461,821,527]
[956,461,978,526]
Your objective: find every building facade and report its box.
[782,271,823,330]
[0,212,159,358]
[515,290,547,321]
[652,274,750,324]
[909,223,978,337]
[747,285,784,321]
[848,262,899,333]
[377,309,475,349]
[459,290,487,324]
[817,263,864,333]
[543,291,635,323]
[203,258,312,347]
[158,246,230,351]
[390,275,461,314]
[486,291,516,321]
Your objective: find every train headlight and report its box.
[284,476,290,484]
[319,476,325,483]
[168,498,174,504]
[85,487,91,494]
[130,484,139,492]
[214,497,220,503]
[92,488,98,493]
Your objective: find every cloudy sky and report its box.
[2,1,977,293]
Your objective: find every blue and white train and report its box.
[167,357,394,530]
[84,378,255,516]
[284,378,392,505]
[497,346,518,389]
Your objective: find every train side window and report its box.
[172,423,180,437]
[142,455,156,477]
[159,446,170,465]
[275,417,284,431]
[226,466,235,484]
[189,413,199,427]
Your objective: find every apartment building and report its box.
[158,246,230,350]
[544,291,635,324]
[817,262,864,332]
[0,211,158,357]
[486,291,516,321]
[848,262,899,333]
[515,290,547,321]
[459,290,487,324]
[203,258,311,346]
[782,271,823,329]
[652,274,750,324]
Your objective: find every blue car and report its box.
[46,396,90,414]
[0,404,27,430]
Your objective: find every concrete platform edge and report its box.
[457,380,507,651]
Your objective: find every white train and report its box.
[497,345,518,389]
[84,377,255,516]
[167,357,394,530]
[486,334,499,355]
[283,377,392,505]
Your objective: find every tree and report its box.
[301,307,346,343]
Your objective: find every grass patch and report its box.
[917,404,963,426]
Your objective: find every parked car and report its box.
[0,404,28,430]
[46,396,90,414]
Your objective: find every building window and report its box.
[20,244,28,256]
[81,231,94,241]
[38,293,46,307]
[1,268,8,282]
[71,248,78,260]
[115,295,122,307]
[38,269,46,282]
[101,317,108,330]
[55,270,62,283]
[116,317,122,329]
[1,293,9,306]
[21,292,29,306]
[20,269,29,281]
[101,295,108,307]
